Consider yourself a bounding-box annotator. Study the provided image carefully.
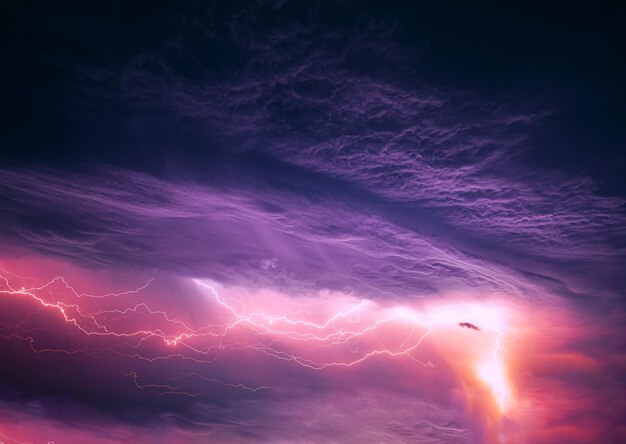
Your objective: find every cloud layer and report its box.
[1,1,625,443]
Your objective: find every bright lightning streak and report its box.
[0,272,515,415]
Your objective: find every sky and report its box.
[0,1,625,443]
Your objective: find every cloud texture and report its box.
[0,1,625,443]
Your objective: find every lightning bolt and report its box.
[0,272,514,413]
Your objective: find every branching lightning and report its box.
[0,272,514,412]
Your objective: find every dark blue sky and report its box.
[2,1,625,194]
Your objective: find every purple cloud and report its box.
[0,167,541,300]
[75,12,625,290]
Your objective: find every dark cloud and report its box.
[3,0,624,297]
[48,0,624,293]
[458,322,480,331]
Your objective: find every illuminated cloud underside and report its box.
[0,165,624,443]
